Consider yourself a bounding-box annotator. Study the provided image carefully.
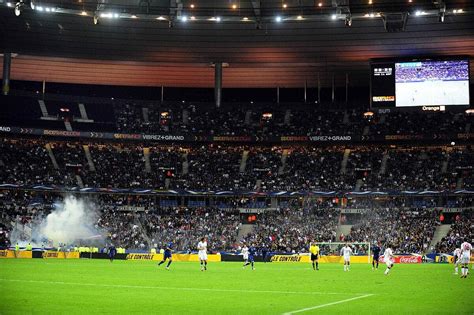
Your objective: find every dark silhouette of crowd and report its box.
[1,138,472,192]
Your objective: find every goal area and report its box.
[314,242,372,263]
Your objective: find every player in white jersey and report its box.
[197,237,208,271]
[459,240,472,278]
[241,244,249,268]
[340,243,353,271]
[384,245,394,275]
[453,247,462,275]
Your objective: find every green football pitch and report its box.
[0,259,472,314]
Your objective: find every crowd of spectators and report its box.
[435,211,473,254]
[110,103,472,137]
[1,138,473,191]
[346,208,439,253]
[0,190,471,254]
[139,207,240,252]
[242,207,339,253]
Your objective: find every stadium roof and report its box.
[0,0,473,88]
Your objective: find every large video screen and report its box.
[371,58,470,108]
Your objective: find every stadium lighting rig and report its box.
[2,1,468,30]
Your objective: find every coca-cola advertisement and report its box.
[380,255,422,264]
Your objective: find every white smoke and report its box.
[39,196,102,245]
[10,195,104,247]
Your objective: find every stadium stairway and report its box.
[239,150,249,173]
[38,100,49,117]
[78,103,89,120]
[142,107,149,123]
[278,149,289,175]
[135,217,152,248]
[379,152,389,175]
[143,148,151,173]
[336,224,352,241]
[343,111,350,124]
[182,109,189,124]
[75,175,84,188]
[45,143,59,169]
[284,110,291,125]
[244,110,252,125]
[64,121,73,131]
[379,114,386,124]
[429,224,452,251]
[441,160,448,173]
[182,152,189,175]
[237,224,255,241]
[362,126,370,136]
[341,149,350,174]
[82,145,96,171]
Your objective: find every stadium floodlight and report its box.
[275,16,282,22]
[345,14,352,26]
[297,15,303,20]
[438,11,445,22]
[331,13,337,20]
[14,1,24,16]
[216,16,221,22]
[465,108,474,115]
[180,15,187,22]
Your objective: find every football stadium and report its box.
[0,0,473,314]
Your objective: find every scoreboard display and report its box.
[371,57,470,108]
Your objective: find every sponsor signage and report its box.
[380,255,422,264]
[117,206,145,212]
[239,208,278,213]
[422,105,445,112]
[270,255,305,262]
[0,125,470,144]
[126,253,157,260]
[309,135,352,142]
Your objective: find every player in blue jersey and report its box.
[158,242,173,270]
[261,244,268,263]
[372,241,381,270]
[243,244,257,270]
[108,245,117,262]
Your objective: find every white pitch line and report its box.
[0,279,371,296]
[282,294,374,315]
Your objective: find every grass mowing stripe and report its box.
[281,294,375,315]
[0,278,371,296]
